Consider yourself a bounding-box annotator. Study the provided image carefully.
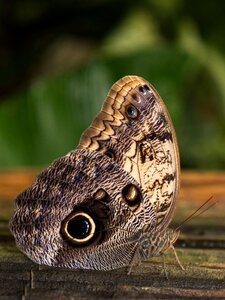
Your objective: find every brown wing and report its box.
[10,148,157,270]
[78,75,180,228]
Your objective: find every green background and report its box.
[0,0,224,170]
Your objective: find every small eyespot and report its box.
[61,210,98,245]
[122,184,142,209]
[139,84,150,94]
[132,93,139,101]
[123,184,138,202]
[91,189,110,220]
[143,84,150,91]
[104,150,115,160]
[94,189,107,201]
[139,86,145,93]
[125,105,139,119]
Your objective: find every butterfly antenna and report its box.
[175,196,217,231]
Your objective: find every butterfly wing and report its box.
[78,75,180,228]
[10,148,157,270]
[10,75,179,270]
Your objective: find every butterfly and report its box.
[10,75,182,272]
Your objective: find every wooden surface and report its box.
[0,169,225,300]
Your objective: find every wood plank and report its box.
[0,169,225,299]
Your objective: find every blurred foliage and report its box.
[0,0,224,170]
[0,0,135,97]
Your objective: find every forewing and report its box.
[78,75,180,227]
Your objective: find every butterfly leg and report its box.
[127,259,141,275]
[160,246,184,279]
[161,255,169,280]
[171,245,185,270]
[127,245,141,275]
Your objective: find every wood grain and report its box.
[0,169,225,299]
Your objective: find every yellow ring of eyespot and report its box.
[61,211,96,244]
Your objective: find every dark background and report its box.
[0,0,224,169]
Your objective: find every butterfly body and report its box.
[10,75,180,271]
[139,228,179,259]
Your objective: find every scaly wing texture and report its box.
[10,149,156,270]
[78,75,180,227]
[10,75,179,270]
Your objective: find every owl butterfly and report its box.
[10,75,182,272]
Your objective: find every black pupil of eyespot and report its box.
[139,86,145,93]
[67,216,91,239]
[144,84,150,91]
[127,106,136,116]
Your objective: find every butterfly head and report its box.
[156,227,180,255]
